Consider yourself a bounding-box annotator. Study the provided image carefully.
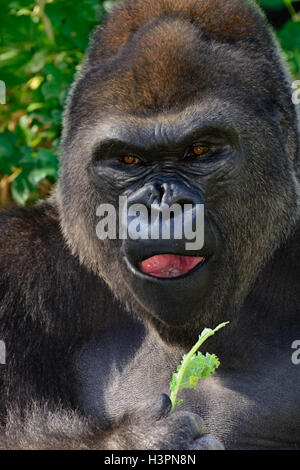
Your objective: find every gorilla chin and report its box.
[121,226,218,326]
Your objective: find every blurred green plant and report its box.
[258,0,300,75]
[0,0,299,206]
[0,0,118,206]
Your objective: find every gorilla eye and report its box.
[191,144,210,156]
[122,155,141,165]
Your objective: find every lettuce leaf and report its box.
[169,322,229,411]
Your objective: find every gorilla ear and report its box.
[93,0,267,62]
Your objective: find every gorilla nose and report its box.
[121,179,206,264]
[160,182,202,208]
[127,181,202,209]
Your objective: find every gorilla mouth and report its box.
[140,254,206,279]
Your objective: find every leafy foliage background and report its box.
[0,0,299,206]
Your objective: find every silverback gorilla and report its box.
[1,0,300,450]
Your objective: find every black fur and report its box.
[1,0,300,449]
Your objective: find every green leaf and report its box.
[36,149,59,167]
[0,132,17,158]
[28,167,57,185]
[258,0,286,9]
[27,102,44,112]
[278,20,300,51]
[11,177,31,205]
[24,50,48,74]
[103,0,120,13]
[0,158,13,175]
[169,322,229,412]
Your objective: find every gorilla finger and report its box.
[193,433,225,450]
[169,413,206,439]
[145,394,172,421]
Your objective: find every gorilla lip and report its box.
[140,254,206,279]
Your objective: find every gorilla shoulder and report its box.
[0,201,112,338]
[0,201,69,287]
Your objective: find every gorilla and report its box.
[0,0,300,450]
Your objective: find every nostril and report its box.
[160,182,201,208]
[157,184,165,200]
[129,181,201,210]
[148,183,163,206]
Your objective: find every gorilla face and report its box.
[58,14,299,335]
[59,106,297,332]
[88,113,237,326]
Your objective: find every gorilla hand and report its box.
[105,394,224,450]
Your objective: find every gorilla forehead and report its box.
[74,35,216,115]
[65,81,279,161]
[74,0,284,116]
[64,0,297,164]
[61,102,253,171]
[89,107,240,150]
[115,18,213,109]
[69,32,279,126]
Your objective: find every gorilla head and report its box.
[57,0,300,342]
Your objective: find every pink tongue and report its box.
[140,254,205,279]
